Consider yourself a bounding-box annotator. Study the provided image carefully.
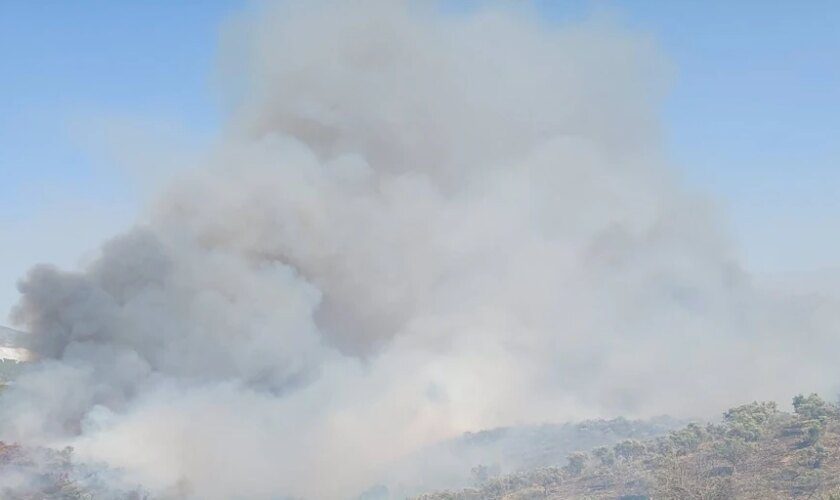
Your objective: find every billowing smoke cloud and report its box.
[3,1,840,498]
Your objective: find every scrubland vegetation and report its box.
[416,394,840,500]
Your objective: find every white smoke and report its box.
[3,1,840,498]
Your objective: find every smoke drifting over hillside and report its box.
[3,1,840,498]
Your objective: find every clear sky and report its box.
[1,0,839,320]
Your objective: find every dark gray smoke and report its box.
[3,1,840,498]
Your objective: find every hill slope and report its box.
[416,395,840,499]
[369,417,681,498]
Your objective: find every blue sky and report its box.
[1,0,839,319]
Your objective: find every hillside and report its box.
[416,395,840,499]
[365,417,682,498]
[0,442,147,499]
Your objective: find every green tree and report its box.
[615,439,645,461]
[564,452,588,476]
[722,401,777,442]
[592,445,615,466]
[793,393,835,421]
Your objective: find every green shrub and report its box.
[592,445,615,466]
[564,452,588,475]
[802,444,827,469]
[668,423,706,454]
[615,439,645,461]
[713,436,753,464]
[803,424,823,447]
[793,393,835,421]
[722,401,777,442]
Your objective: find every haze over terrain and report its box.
[1,1,839,499]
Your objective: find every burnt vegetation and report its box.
[416,394,840,499]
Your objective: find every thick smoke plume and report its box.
[4,1,840,498]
